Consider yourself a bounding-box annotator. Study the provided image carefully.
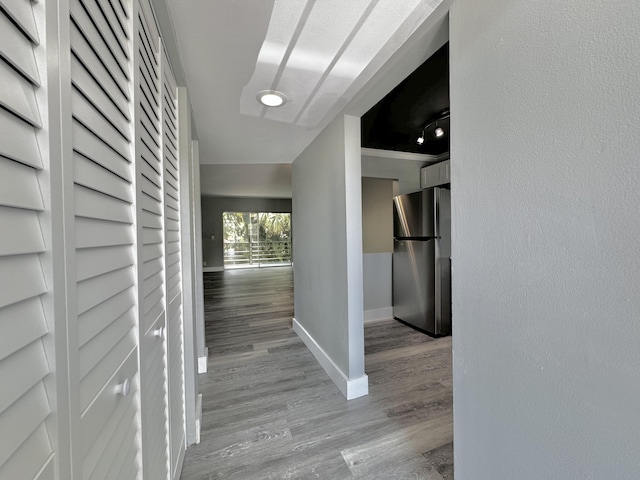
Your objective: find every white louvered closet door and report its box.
[69,0,141,478]
[162,47,186,479]
[136,0,170,478]
[0,1,56,479]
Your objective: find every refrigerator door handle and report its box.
[434,187,441,238]
[395,236,438,241]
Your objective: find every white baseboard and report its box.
[292,318,368,400]
[195,393,202,445]
[364,307,393,324]
[197,347,208,374]
[203,266,224,272]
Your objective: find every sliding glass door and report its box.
[223,212,292,268]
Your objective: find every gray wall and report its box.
[362,253,392,315]
[361,154,426,195]
[362,177,393,318]
[362,177,393,254]
[292,114,365,380]
[200,196,292,269]
[451,1,640,478]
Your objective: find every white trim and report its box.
[197,347,208,374]
[192,140,207,365]
[172,437,186,480]
[202,266,224,272]
[195,393,202,445]
[361,147,441,162]
[364,307,394,324]
[178,86,199,446]
[292,318,368,400]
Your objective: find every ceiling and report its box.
[162,0,447,196]
[361,43,449,155]
[200,164,292,198]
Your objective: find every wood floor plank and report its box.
[423,442,455,479]
[340,413,453,478]
[181,267,453,479]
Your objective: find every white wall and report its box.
[292,114,368,400]
[450,1,640,478]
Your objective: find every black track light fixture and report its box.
[417,109,450,145]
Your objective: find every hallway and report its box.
[180,267,453,479]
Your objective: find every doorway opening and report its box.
[222,212,292,269]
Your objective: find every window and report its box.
[223,212,292,268]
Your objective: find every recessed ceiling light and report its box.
[257,90,287,107]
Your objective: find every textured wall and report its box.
[292,115,365,380]
[450,0,640,478]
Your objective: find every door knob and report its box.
[116,378,131,397]
[152,326,165,339]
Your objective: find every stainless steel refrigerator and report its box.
[392,187,451,336]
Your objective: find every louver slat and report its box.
[76,267,134,315]
[0,108,41,168]
[72,122,132,181]
[79,0,129,76]
[78,315,135,411]
[70,24,130,118]
[0,208,45,257]
[0,298,47,363]
[74,184,133,223]
[76,245,134,282]
[75,217,133,249]
[80,348,137,443]
[0,425,53,480]
[82,399,135,479]
[0,13,39,85]
[0,255,47,309]
[107,430,137,480]
[96,0,128,44]
[137,1,169,478]
[71,89,130,161]
[0,4,53,479]
[74,152,133,204]
[71,56,131,141]
[0,158,44,211]
[70,0,140,476]
[0,0,39,44]
[78,288,135,347]
[0,59,40,127]
[79,308,135,379]
[162,45,185,479]
[0,383,51,468]
[70,0,129,98]
[0,341,49,413]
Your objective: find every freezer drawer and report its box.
[393,239,451,336]
[393,239,436,332]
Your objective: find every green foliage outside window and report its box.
[223,212,291,266]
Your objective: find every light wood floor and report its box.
[180,267,453,479]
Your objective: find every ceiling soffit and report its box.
[239,0,443,128]
[166,0,443,164]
